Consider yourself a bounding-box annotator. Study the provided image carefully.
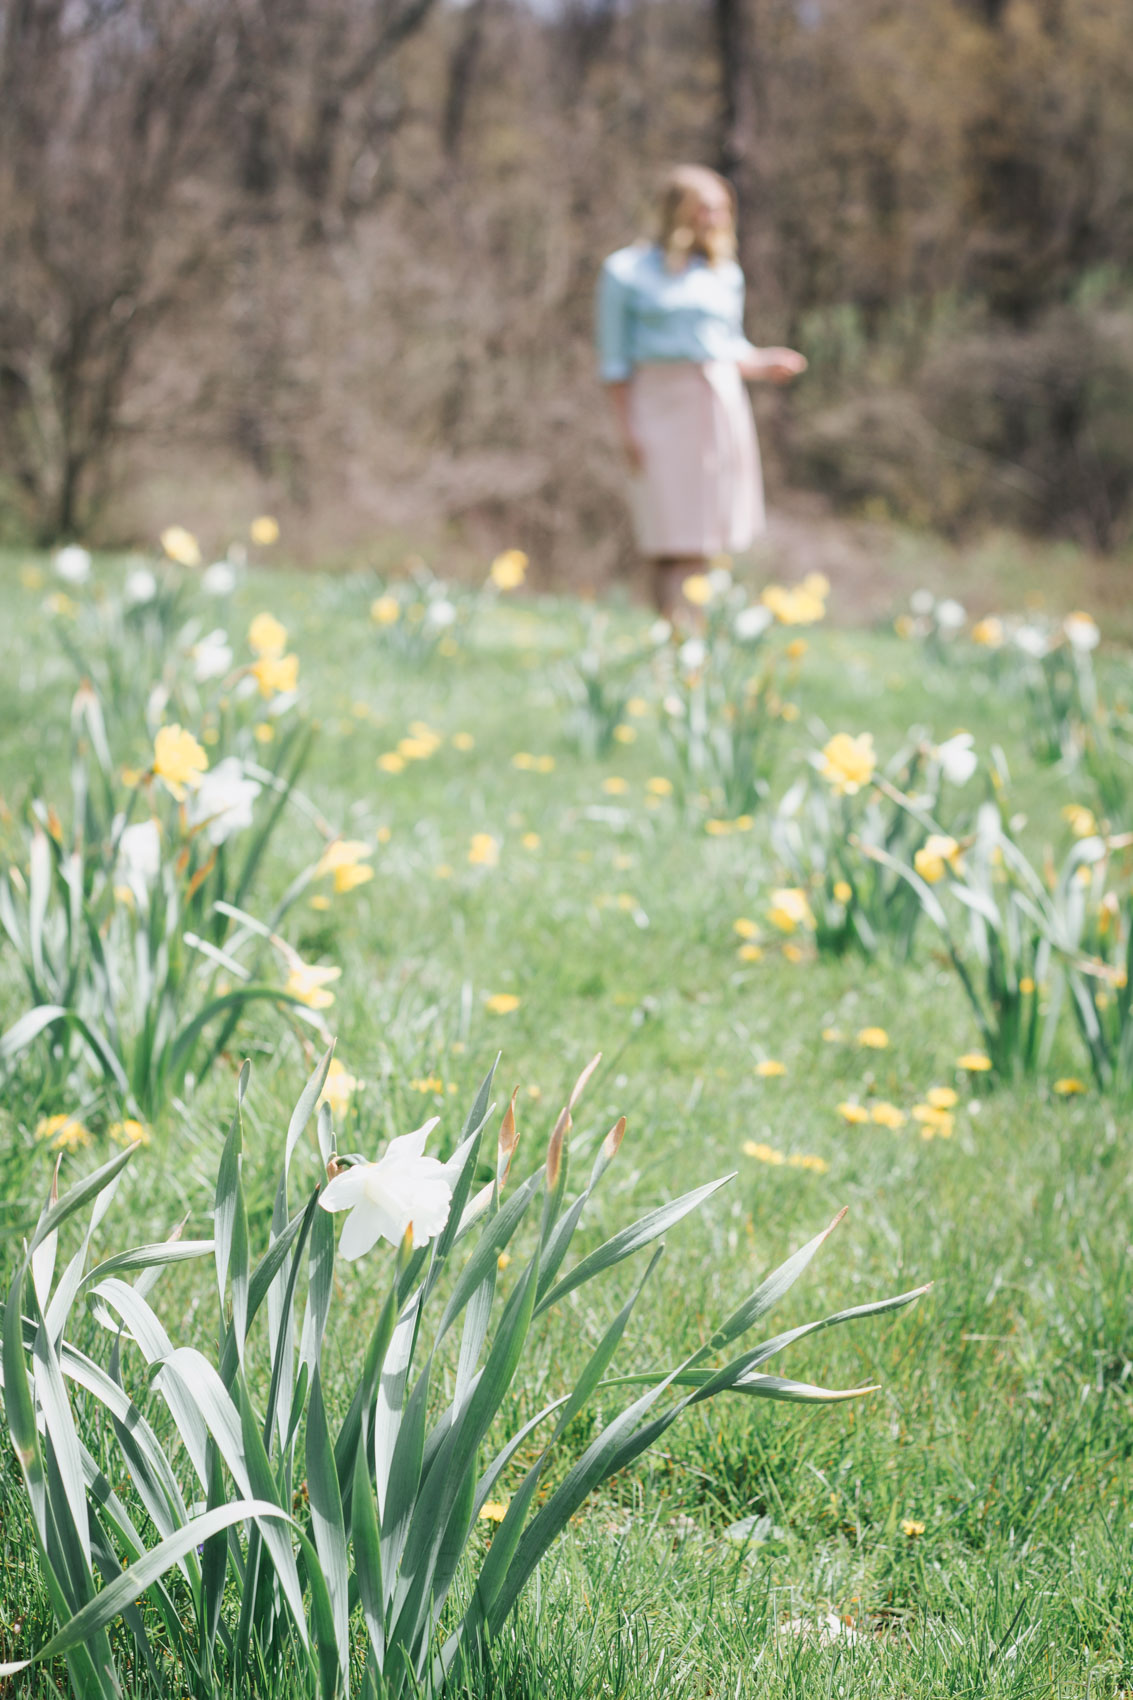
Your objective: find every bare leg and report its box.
[650,555,709,628]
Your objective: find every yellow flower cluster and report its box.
[512,752,556,773]
[161,526,201,567]
[761,572,828,626]
[914,835,963,883]
[485,992,520,1014]
[285,960,341,1009]
[743,1140,829,1174]
[489,549,528,591]
[378,720,444,773]
[767,887,814,933]
[35,1113,91,1151]
[318,1059,360,1118]
[316,839,375,894]
[469,833,500,867]
[153,724,208,800]
[820,732,876,796]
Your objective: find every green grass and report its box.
[1,549,1130,1697]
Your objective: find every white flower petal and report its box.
[384,1117,440,1163]
[320,1166,370,1212]
[338,1203,391,1261]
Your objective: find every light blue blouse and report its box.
[595,242,759,382]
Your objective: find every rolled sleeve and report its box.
[596,259,633,383]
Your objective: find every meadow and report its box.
[0,539,1130,1699]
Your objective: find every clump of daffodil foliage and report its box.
[2,1048,925,1698]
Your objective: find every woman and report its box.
[596,164,806,621]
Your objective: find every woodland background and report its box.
[2,0,1133,580]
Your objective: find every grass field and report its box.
[1,545,1130,1698]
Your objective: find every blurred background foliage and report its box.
[2,0,1132,571]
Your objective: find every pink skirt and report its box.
[628,361,765,557]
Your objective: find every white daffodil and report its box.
[192,628,233,682]
[55,545,92,585]
[124,568,157,605]
[186,757,261,845]
[202,560,237,595]
[935,598,966,633]
[677,637,706,672]
[319,1119,453,1258]
[116,818,162,885]
[648,618,673,646]
[734,604,774,642]
[1013,624,1049,659]
[425,598,457,629]
[909,589,935,616]
[1064,612,1100,652]
[935,732,978,786]
[707,565,733,596]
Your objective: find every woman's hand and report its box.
[741,348,808,384]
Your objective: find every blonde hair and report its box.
[656,164,738,272]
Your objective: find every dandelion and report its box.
[613,724,636,744]
[285,960,341,1010]
[248,612,287,657]
[743,1141,785,1165]
[786,638,808,660]
[790,1153,830,1174]
[489,549,528,590]
[317,840,375,894]
[756,1059,786,1077]
[782,942,805,963]
[912,1104,954,1138]
[152,724,208,800]
[485,993,520,1014]
[914,835,963,884]
[252,653,300,697]
[160,527,201,567]
[1053,1078,1087,1096]
[925,1086,958,1110]
[837,1103,869,1125]
[371,595,400,625]
[901,1519,926,1538]
[35,1114,91,1151]
[626,697,650,717]
[733,918,760,939]
[479,1501,510,1524]
[870,1102,906,1129]
[250,515,280,546]
[738,943,763,962]
[521,832,541,850]
[971,617,1004,648]
[108,1119,150,1147]
[820,731,876,796]
[767,888,814,933]
[761,583,826,625]
[497,1252,512,1272]
[434,864,453,880]
[534,755,555,773]
[254,723,275,744]
[512,752,535,770]
[856,1027,889,1049]
[468,833,500,867]
[378,752,406,774]
[705,819,732,836]
[957,1052,992,1071]
[319,1119,452,1256]
[822,1028,844,1043]
[602,777,628,795]
[832,880,852,903]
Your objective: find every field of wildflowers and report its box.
[0,534,1130,1698]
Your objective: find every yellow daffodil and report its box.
[733,918,759,939]
[761,583,826,625]
[926,1086,958,1110]
[108,1119,150,1147]
[901,1519,926,1538]
[248,612,287,657]
[971,617,1004,648]
[870,1102,906,1129]
[250,515,280,545]
[1062,804,1097,838]
[160,526,201,567]
[767,888,814,933]
[317,840,374,894]
[285,960,341,1009]
[837,1102,869,1125]
[153,724,208,800]
[252,653,299,697]
[489,549,528,591]
[35,1114,91,1151]
[957,1052,992,1071]
[833,880,852,903]
[820,731,876,796]
[857,1026,889,1049]
[914,834,963,884]
[755,1059,786,1077]
[485,992,520,1014]
[371,595,400,625]
[468,833,500,867]
[681,573,713,606]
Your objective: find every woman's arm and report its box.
[738,347,808,384]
